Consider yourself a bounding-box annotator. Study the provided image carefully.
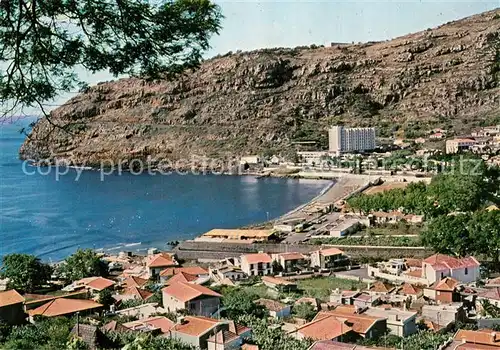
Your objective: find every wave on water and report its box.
[124,242,141,247]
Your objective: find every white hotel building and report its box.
[328,126,376,154]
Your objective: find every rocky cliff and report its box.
[20,9,500,166]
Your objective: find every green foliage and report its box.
[1,316,74,350]
[0,0,222,117]
[292,302,317,321]
[422,211,500,264]
[66,337,89,350]
[237,315,312,350]
[221,287,267,321]
[399,330,450,350]
[296,277,365,301]
[358,333,402,348]
[117,298,145,310]
[98,288,115,309]
[0,253,52,292]
[310,235,422,247]
[57,249,108,282]
[348,156,498,218]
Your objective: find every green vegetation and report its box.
[0,254,52,293]
[237,315,312,350]
[292,302,317,321]
[98,289,115,309]
[0,0,222,119]
[310,235,422,247]
[400,331,451,350]
[297,277,365,301]
[349,155,499,218]
[1,317,74,350]
[422,210,500,266]
[220,287,267,322]
[57,249,108,282]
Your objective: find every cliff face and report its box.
[20,9,500,166]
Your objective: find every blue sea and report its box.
[0,118,329,261]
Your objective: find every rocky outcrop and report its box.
[20,10,500,166]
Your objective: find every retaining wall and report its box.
[173,241,433,261]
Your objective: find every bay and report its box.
[0,119,329,261]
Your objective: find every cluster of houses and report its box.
[1,248,500,350]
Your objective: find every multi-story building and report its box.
[329,126,376,154]
[240,253,273,276]
[445,138,477,154]
[310,248,349,270]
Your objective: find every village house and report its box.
[206,322,252,350]
[162,282,221,317]
[124,276,149,289]
[310,248,349,270]
[146,252,178,279]
[291,310,386,341]
[477,288,500,309]
[330,290,362,306]
[117,286,154,302]
[309,341,381,350]
[240,253,273,276]
[209,266,247,283]
[422,254,480,284]
[424,277,461,304]
[70,277,116,295]
[368,281,395,295]
[160,266,210,285]
[27,298,103,321]
[398,283,424,301]
[452,329,500,349]
[261,276,297,292]
[446,138,477,154]
[169,316,222,349]
[122,316,174,335]
[362,306,418,337]
[115,302,159,319]
[165,272,204,286]
[486,277,500,288]
[255,298,291,319]
[421,303,466,328]
[272,252,308,273]
[0,289,25,325]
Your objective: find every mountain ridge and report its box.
[20,9,500,166]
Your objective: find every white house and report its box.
[240,253,273,276]
[422,254,480,284]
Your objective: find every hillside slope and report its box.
[20,9,500,166]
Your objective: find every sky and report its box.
[29,0,500,112]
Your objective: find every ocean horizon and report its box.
[0,119,330,261]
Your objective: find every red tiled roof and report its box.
[433,277,459,291]
[82,277,115,291]
[207,330,239,344]
[123,316,175,333]
[159,266,208,277]
[404,268,423,278]
[294,314,352,341]
[241,345,259,350]
[479,288,500,301]
[369,281,394,293]
[487,277,500,286]
[454,329,500,348]
[405,258,423,268]
[255,298,288,312]
[146,253,177,268]
[262,276,296,286]
[162,282,221,303]
[313,311,382,335]
[165,272,199,285]
[278,252,306,261]
[171,316,219,336]
[319,248,344,256]
[123,286,153,301]
[423,254,480,271]
[28,298,102,317]
[0,290,24,307]
[401,283,423,295]
[241,253,272,264]
[125,276,149,289]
